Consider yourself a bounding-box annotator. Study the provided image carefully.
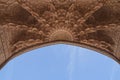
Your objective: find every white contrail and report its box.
[110,64,119,80]
[67,46,77,80]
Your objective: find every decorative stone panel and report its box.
[0,0,120,69]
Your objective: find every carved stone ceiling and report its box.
[0,0,120,69]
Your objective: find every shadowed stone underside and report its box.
[0,0,120,69]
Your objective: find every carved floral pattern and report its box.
[4,0,117,53]
[0,0,120,63]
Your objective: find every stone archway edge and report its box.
[0,41,120,69]
[0,0,120,69]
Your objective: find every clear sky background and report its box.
[0,44,120,80]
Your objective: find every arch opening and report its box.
[0,41,120,69]
[0,44,120,80]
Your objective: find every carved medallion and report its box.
[0,0,120,69]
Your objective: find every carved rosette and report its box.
[0,0,120,68]
[4,0,117,54]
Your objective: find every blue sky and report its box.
[0,44,120,80]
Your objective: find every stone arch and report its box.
[0,41,120,69]
[0,0,120,69]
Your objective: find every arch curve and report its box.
[0,0,120,69]
[0,41,120,69]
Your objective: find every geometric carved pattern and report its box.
[0,0,120,69]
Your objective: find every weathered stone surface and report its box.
[0,0,120,69]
